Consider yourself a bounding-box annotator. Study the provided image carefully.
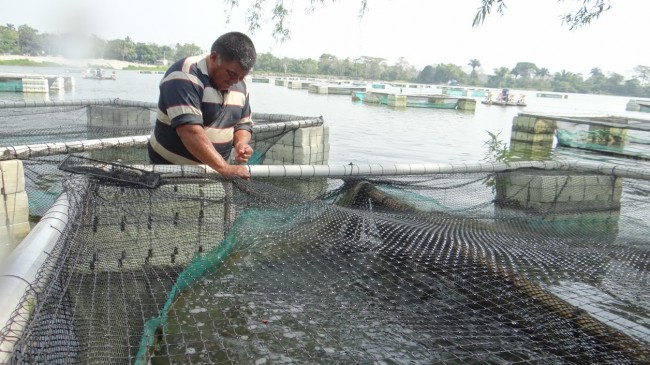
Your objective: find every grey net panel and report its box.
[0,100,155,146]
[0,100,321,218]
[1,165,649,364]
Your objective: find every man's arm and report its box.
[233,130,253,163]
[176,124,250,179]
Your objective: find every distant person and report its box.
[147,32,257,179]
[501,88,510,103]
[96,68,102,78]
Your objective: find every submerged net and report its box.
[1,160,649,364]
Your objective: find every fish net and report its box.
[0,100,649,365]
[0,99,325,218]
[0,160,648,364]
[555,117,650,160]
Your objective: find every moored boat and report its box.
[537,92,568,99]
[83,69,116,80]
[482,89,526,107]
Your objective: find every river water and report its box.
[1,65,649,168]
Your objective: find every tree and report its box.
[589,67,604,79]
[487,67,512,88]
[586,67,606,93]
[468,59,481,84]
[428,63,468,85]
[174,43,203,60]
[473,0,611,29]
[135,43,158,64]
[358,56,387,80]
[552,70,586,93]
[318,53,339,76]
[468,59,481,73]
[511,62,538,79]
[634,65,650,86]
[387,57,416,82]
[0,24,19,54]
[17,25,40,55]
[255,52,282,73]
[416,65,436,84]
[535,68,550,79]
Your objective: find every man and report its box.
[147,32,257,179]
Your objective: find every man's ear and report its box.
[210,52,219,64]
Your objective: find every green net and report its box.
[556,118,650,160]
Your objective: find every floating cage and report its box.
[0,100,648,365]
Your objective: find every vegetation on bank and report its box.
[0,58,63,67]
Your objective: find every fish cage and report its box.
[0,100,649,365]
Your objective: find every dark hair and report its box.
[211,32,257,71]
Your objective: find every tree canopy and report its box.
[473,0,612,29]
[222,1,613,43]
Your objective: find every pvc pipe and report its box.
[0,98,157,109]
[131,160,650,180]
[0,118,322,161]
[0,193,69,363]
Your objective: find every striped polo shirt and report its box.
[148,55,253,165]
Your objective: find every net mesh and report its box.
[0,99,324,218]
[0,100,649,365]
[1,165,649,364]
[556,118,650,160]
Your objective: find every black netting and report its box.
[0,100,648,364]
[0,100,324,219]
[1,166,649,364]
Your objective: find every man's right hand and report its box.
[218,164,251,180]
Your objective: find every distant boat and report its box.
[481,100,527,107]
[83,75,116,80]
[482,89,526,107]
[83,69,116,80]
[537,92,568,99]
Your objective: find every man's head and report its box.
[208,32,257,91]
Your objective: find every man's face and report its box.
[209,52,248,91]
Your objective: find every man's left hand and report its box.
[234,143,253,164]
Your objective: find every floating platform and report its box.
[308,83,367,95]
[0,72,74,93]
[536,92,568,99]
[251,76,272,83]
[442,86,488,97]
[353,91,475,110]
[513,113,650,160]
[626,99,650,113]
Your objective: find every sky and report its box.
[3,0,648,77]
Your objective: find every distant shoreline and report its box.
[0,55,152,70]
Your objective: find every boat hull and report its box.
[481,101,526,107]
